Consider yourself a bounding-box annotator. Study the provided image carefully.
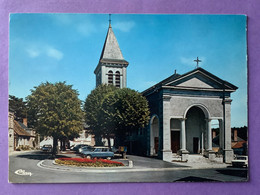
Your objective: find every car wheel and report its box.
[86,155,92,159]
[107,157,111,160]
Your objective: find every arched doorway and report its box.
[185,106,209,154]
[150,116,159,156]
[170,119,181,153]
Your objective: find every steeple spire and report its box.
[94,16,129,88]
[98,17,128,62]
[109,14,111,27]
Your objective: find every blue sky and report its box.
[9,14,247,127]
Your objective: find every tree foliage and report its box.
[101,88,150,139]
[84,85,150,147]
[84,84,117,145]
[26,82,84,153]
[9,95,27,122]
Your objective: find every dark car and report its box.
[41,145,52,152]
[71,144,89,153]
[81,147,114,159]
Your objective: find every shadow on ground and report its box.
[16,151,70,160]
[174,176,220,182]
[216,168,248,178]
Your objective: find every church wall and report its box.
[101,65,126,87]
[101,66,107,84]
[122,67,127,88]
[145,90,164,158]
[168,95,225,118]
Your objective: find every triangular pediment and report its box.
[164,68,236,90]
[142,68,238,95]
[175,77,214,88]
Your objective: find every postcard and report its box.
[8,14,247,183]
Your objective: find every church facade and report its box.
[142,68,237,163]
[95,21,238,164]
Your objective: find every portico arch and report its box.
[150,115,159,156]
[184,105,213,155]
[184,104,210,119]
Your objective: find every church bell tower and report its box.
[94,17,129,88]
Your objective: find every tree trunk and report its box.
[107,137,111,149]
[52,137,58,156]
[52,137,61,157]
[62,139,66,151]
[95,134,103,146]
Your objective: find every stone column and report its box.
[207,119,212,151]
[223,99,234,163]
[218,119,224,150]
[179,118,189,161]
[206,118,215,159]
[180,119,186,151]
[201,132,204,155]
[206,118,215,160]
[162,95,172,162]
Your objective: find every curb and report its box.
[52,159,134,169]
[37,159,229,173]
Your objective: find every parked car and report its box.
[232,155,248,167]
[71,144,89,153]
[41,145,52,152]
[78,145,94,154]
[81,147,114,159]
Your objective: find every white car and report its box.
[232,156,248,167]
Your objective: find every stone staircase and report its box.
[172,153,182,162]
[172,153,223,163]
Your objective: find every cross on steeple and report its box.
[109,14,111,27]
[194,57,202,68]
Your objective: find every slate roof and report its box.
[14,120,32,137]
[99,24,128,64]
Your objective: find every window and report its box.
[95,148,102,152]
[108,70,113,85]
[115,71,120,88]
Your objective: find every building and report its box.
[94,21,129,88]
[70,130,95,147]
[8,111,37,152]
[95,19,238,164]
[142,67,238,163]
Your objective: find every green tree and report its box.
[9,95,27,122]
[26,82,84,155]
[84,84,117,146]
[101,88,150,147]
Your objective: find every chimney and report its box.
[234,129,238,142]
[23,118,28,127]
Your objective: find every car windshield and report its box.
[82,146,92,150]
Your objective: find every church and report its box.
[94,20,238,164]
